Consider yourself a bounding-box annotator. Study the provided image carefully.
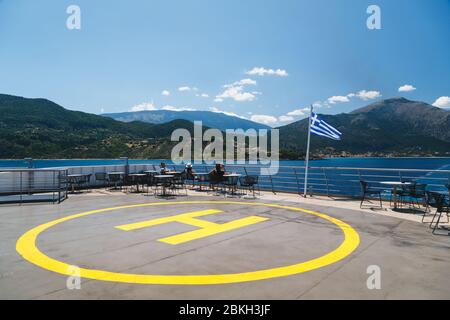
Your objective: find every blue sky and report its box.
[0,0,449,126]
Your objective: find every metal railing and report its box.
[43,163,450,199]
[0,169,68,204]
[176,164,450,198]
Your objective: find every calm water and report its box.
[1,158,450,170]
[1,158,449,196]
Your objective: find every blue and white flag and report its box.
[310,112,342,141]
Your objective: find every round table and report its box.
[128,173,147,193]
[107,172,125,190]
[224,174,242,195]
[380,181,412,209]
[194,173,209,191]
[154,175,174,196]
[67,174,91,193]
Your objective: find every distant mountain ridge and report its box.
[278,97,450,156]
[1,94,449,159]
[0,94,196,158]
[103,110,271,131]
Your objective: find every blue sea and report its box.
[1,157,450,171]
[1,158,449,196]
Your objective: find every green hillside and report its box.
[0,94,195,158]
[278,98,450,157]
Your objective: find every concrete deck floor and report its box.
[0,189,449,300]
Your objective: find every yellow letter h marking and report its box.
[115,209,268,245]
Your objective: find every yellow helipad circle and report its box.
[16,201,360,285]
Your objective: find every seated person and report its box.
[213,163,226,177]
[208,163,226,183]
[160,162,170,175]
[184,163,196,180]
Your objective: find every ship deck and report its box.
[0,189,449,300]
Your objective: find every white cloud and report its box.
[250,114,278,125]
[356,90,382,100]
[320,91,381,107]
[287,107,309,117]
[216,86,256,102]
[232,78,257,86]
[130,102,197,112]
[178,86,191,92]
[216,78,258,102]
[398,85,416,92]
[432,96,450,108]
[246,67,288,77]
[161,105,197,112]
[196,93,209,98]
[328,95,350,104]
[278,115,294,122]
[130,102,157,112]
[161,90,170,96]
[209,107,248,119]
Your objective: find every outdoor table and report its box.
[107,172,125,190]
[224,173,242,195]
[154,175,174,197]
[67,174,90,193]
[195,173,209,191]
[196,172,209,177]
[128,173,147,193]
[144,170,158,175]
[380,181,412,210]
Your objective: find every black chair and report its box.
[68,176,82,193]
[145,173,157,196]
[208,172,224,194]
[425,191,450,234]
[223,175,240,197]
[81,174,92,192]
[360,181,383,209]
[68,174,91,193]
[171,172,187,196]
[239,175,260,198]
[95,172,108,187]
[195,174,209,191]
[408,183,428,211]
[184,170,196,187]
[124,174,133,189]
[126,174,146,193]
[108,173,123,191]
[390,179,415,208]
[154,176,173,197]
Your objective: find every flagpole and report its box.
[303,105,313,197]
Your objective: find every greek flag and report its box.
[310,112,342,140]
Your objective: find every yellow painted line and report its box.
[115,209,223,231]
[16,201,360,285]
[175,217,218,229]
[159,216,269,245]
[117,208,269,245]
